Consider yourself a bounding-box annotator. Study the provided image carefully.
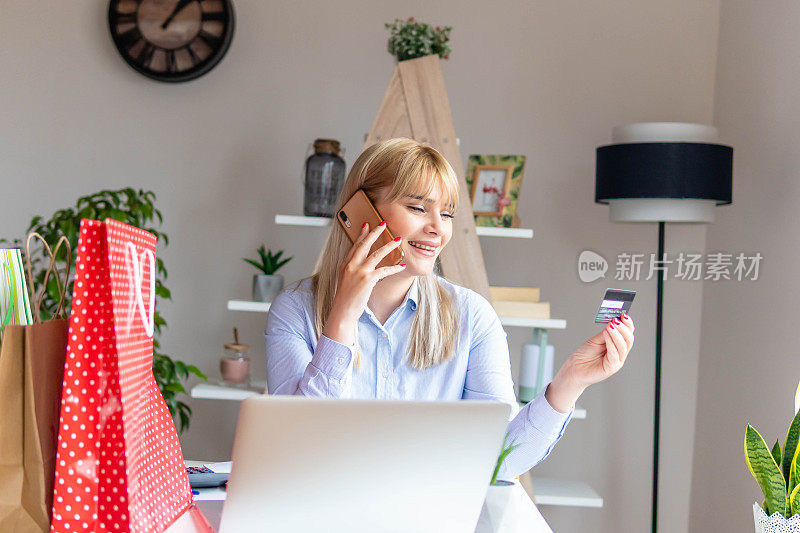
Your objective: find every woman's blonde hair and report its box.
[310,137,461,370]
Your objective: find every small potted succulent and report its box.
[385,17,452,62]
[244,245,292,302]
[475,434,520,532]
[745,383,800,532]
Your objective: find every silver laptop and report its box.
[216,395,510,533]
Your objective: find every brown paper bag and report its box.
[0,235,70,532]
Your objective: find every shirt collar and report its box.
[359,277,420,325]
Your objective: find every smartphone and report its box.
[594,288,636,323]
[337,189,405,268]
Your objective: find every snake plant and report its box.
[745,400,800,517]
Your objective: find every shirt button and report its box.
[382,370,389,378]
[338,357,345,364]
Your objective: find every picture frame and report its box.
[470,165,513,216]
[464,155,526,227]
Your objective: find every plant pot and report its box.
[474,480,515,532]
[753,502,800,532]
[252,274,283,302]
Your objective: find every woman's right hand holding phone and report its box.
[322,222,406,346]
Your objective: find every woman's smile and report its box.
[407,240,440,257]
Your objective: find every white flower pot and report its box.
[475,481,515,532]
[753,502,800,532]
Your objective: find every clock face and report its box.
[108,0,235,82]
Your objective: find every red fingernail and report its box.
[609,323,615,329]
[394,237,401,242]
[400,263,406,267]
[362,222,368,229]
[622,313,629,319]
[379,221,386,227]
[612,317,620,324]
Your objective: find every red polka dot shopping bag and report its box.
[51,220,211,533]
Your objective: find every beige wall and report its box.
[0,2,721,531]
[690,2,800,531]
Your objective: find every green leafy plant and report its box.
[490,433,520,485]
[2,188,205,432]
[385,17,452,62]
[243,245,292,275]
[745,407,800,517]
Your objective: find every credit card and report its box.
[594,288,636,323]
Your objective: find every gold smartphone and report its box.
[337,189,405,268]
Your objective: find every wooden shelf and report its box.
[228,300,565,330]
[274,214,533,239]
[526,477,603,508]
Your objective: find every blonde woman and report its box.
[265,138,635,479]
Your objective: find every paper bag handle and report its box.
[25,233,72,322]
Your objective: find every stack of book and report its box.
[489,286,550,319]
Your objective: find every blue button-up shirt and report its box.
[264,276,573,479]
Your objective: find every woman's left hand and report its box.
[545,314,635,413]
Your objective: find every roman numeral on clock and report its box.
[117,27,143,50]
[201,11,226,22]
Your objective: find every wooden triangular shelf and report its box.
[364,55,490,298]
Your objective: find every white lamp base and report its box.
[608,198,717,223]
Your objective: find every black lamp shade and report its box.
[595,142,733,204]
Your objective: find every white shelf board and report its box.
[274,214,533,238]
[191,381,267,401]
[475,226,533,238]
[527,477,603,508]
[499,317,566,329]
[275,214,331,227]
[228,300,271,312]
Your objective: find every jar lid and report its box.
[313,139,341,155]
[224,343,250,351]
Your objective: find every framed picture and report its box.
[465,155,526,227]
[470,165,513,216]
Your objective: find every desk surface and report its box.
[190,485,551,533]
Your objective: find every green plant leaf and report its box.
[790,442,800,503]
[490,434,520,485]
[164,382,186,394]
[791,483,800,517]
[783,409,800,486]
[773,440,783,474]
[243,258,267,274]
[187,364,207,380]
[746,425,787,516]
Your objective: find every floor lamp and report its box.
[594,122,733,533]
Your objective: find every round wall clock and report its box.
[108,0,235,83]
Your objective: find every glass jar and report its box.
[220,342,250,386]
[303,139,346,217]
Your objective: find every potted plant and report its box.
[475,434,520,532]
[1,188,206,432]
[385,17,452,62]
[244,245,292,302]
[745,386,800,531]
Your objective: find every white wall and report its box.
[690,2,800,531]
[0,2,720,531]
